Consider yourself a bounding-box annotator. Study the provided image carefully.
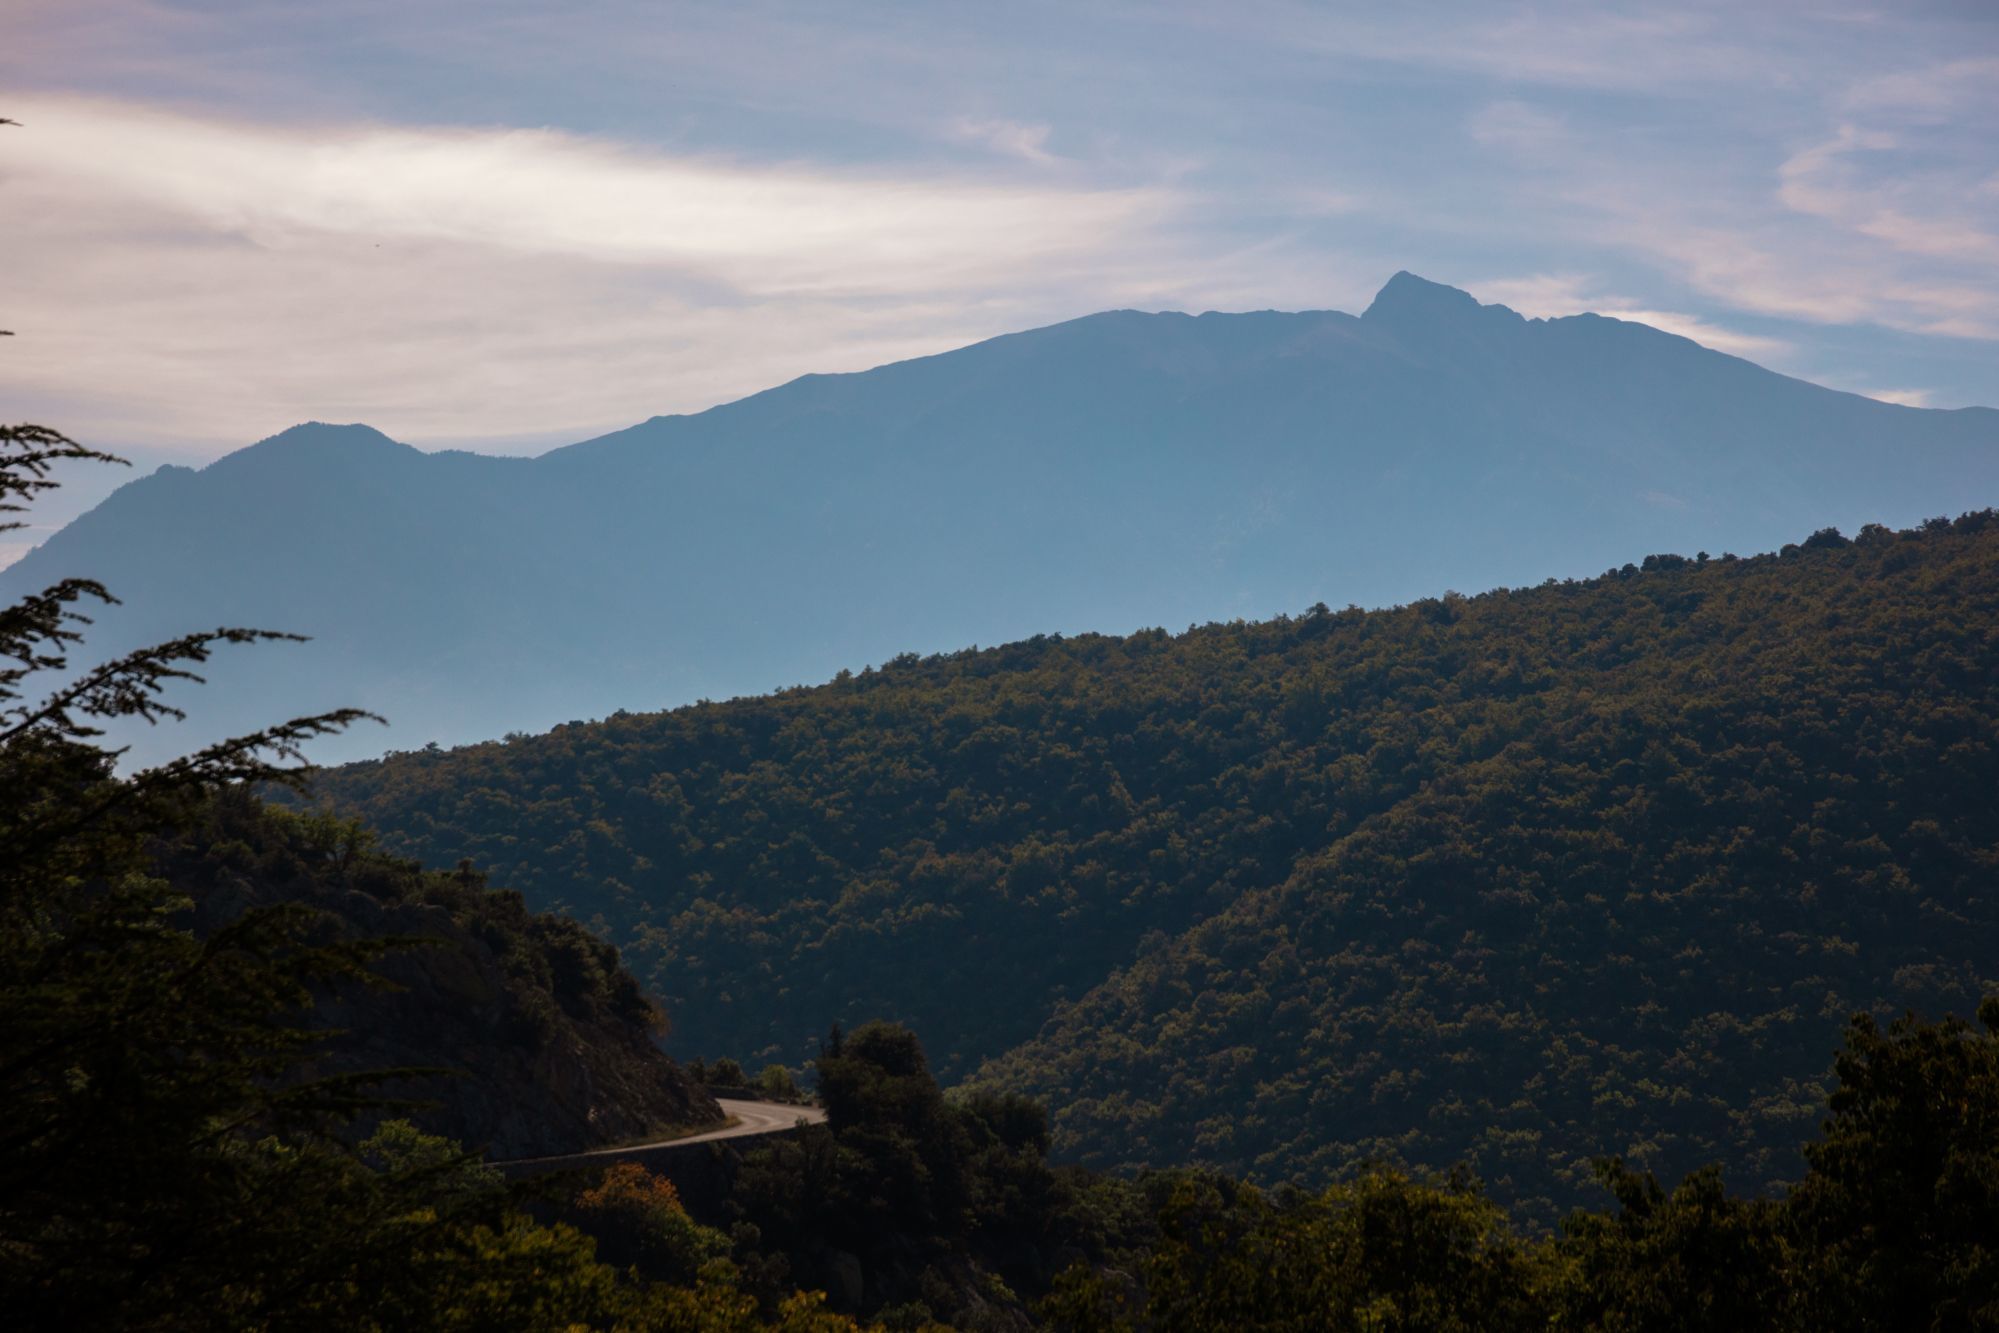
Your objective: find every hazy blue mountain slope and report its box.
[8,273,1994,763]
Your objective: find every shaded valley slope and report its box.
[172,793,719,1157]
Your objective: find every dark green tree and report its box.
[0,387,644,1327]
[1046,1168,1548,1333]
[1554,1161,1795,1331]
[0,404,423,1319]
[1789,1002,1999,1331]
[814,1022,972,1236]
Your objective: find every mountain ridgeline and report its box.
[307,514,1999,1222]
[10,274,1995,765]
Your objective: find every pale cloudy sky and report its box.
[3,0,1996,472]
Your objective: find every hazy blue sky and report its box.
[4,1,1996,468]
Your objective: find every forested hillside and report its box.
[311,515,1999,1218]
[163,792,719,1156]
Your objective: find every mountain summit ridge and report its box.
[8,273,1994,763]
[1362,269,1501,323]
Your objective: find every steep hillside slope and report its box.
[170,792,720,1157]
[9,274,1994,764]
[308,516,1999,1216]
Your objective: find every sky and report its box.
[2,1,1996,520]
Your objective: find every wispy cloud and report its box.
[1595,310,1793,362]
[1779,124,1999,272]
[1860,387,1934,408]
[947,117,1060,165]
[1843,56,1999,119]
[1462,43,1999,346]
[1473,274,1794,361]
[1466,100,1569,153]
[1218,4,1790,94]
[13,95,1160,293]
[0,94,1185,447]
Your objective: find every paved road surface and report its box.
[495,1097,826,1169]
[690,1097,827,1145]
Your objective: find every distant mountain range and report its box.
[9,272,1995,764]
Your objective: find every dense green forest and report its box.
[311,514,1999,1218]
[565,1006,1999,1330]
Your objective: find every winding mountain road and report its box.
[690,1097,827,1145]
[494,1097,826,1172]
